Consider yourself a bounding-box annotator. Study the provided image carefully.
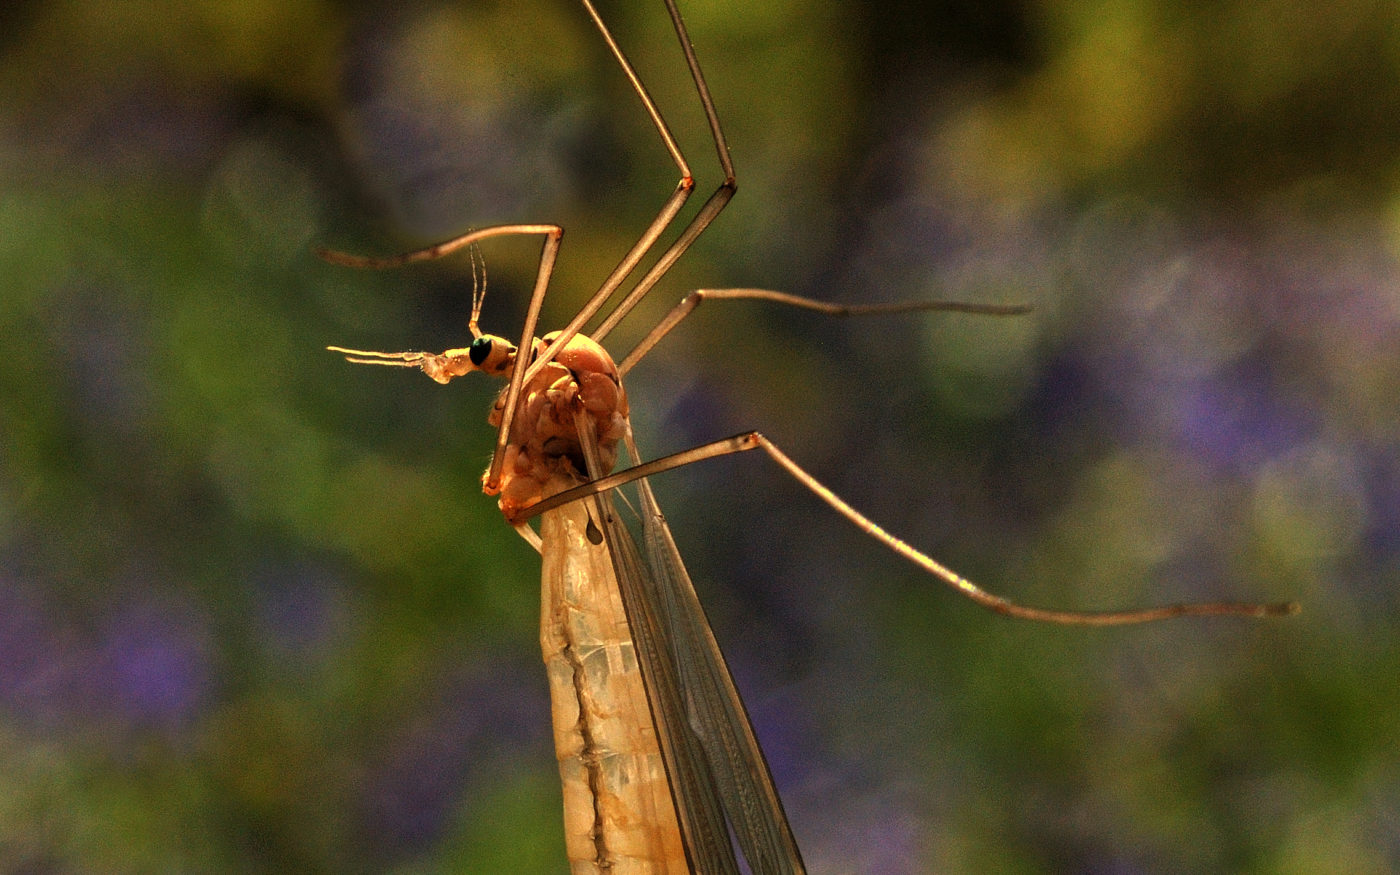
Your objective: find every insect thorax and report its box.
[490,332,631,519]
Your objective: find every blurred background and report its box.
[2,0,1396,871]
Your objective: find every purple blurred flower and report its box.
[0,577,213,737]
[98,596,213,732]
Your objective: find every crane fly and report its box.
[323,1,1299,870]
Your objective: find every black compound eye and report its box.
[468,336,493,366]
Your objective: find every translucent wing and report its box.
[575,411,805,873]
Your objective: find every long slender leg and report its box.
[512,433,1301,625]
[317,223,561,269]
[522,0,738,385]
[589,0,737,343]
[497,0,732,488]
[486,227,563,490]
[619,287,1033,375]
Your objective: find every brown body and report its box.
[503,334,688,873]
